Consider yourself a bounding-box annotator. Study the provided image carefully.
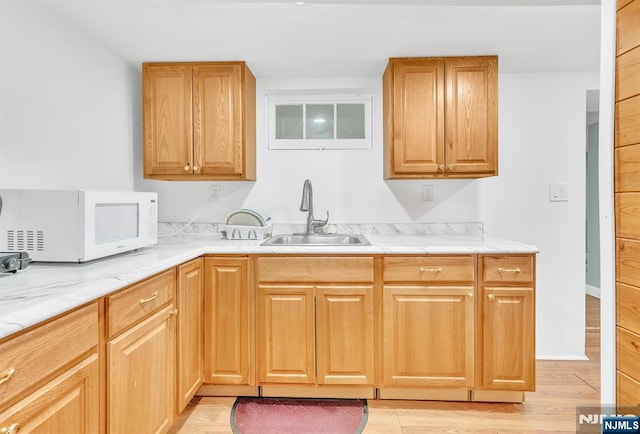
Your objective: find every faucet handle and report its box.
[312,211,329,233]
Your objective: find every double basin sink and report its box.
[261,233,371,246]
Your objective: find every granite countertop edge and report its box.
[0,232,538,341]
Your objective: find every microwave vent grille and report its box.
[7,230,44,252]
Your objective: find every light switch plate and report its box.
[549,183,568,202]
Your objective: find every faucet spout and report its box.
[299,179,329,235]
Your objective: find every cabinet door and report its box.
[444,56,498,175]
[193,64,244,176]
[0,355,99,434]
[480,287,535,391]
[143,64,193,176]
[204,257,252,385]
[177,258,204,413]
[108,305,176,434]
[389,58,445,175]
[316,285,374,385]
[382,285,474,388]
[258,285,315,384]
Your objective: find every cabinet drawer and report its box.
[256,256,373,283]
[383,256,475,283]
[482,256,534,283]
[0,303,98,409]
[107,268,176,337]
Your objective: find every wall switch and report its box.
[423,185,435,202]
[549,183,568,202]
[209,185,221,202]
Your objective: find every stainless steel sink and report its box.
[261,234,371,246]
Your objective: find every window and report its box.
[267,89,373,150]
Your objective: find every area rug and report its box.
[230,397,368,434]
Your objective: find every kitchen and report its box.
[0,0,624,432]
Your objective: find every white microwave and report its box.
[0,189,158,262]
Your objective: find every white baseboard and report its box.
[586,285,601,298]
[536,355,590,361]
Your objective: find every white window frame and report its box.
[267,89,374,150]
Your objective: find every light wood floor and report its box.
[169,296,601,434]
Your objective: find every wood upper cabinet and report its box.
[382,256,476,389]
[176,258,204,413]
[477,255,536,392]
[204,257,253,386]
[383,56,498,179]
[106,269,177,434]
[256,257,375,389]
[143,62,256,181]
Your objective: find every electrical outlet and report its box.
[423,185,434,202]
[209,185,221,202]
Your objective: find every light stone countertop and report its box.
[0,229,537,341]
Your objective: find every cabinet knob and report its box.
[447,164,455,171]
[0,423,20,434]
[184,164,191,172]
[439,165,445,172]
[193,165,199,172]
[487,293,495,300]
[170,309,179,316]
[0,367,15,385]
[468,292,474,298]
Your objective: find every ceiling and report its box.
[36,0,601,77]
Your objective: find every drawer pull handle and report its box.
[0,367,16,385]
[0,423,20,434]
[497,267,521,273]
[487,293,495,300]
[420,267,443,273]
[139,292,158,306]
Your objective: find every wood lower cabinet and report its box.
[258,284,315,384]
[381,256,475,400]
[256,256,375,397]
[203,257,254,388]
[176,258,204,413]
[476,255,536,397]
[0,355,99,434]
[0,303,100,434]
[383,56,498,179]
[106,269,177,434]
[143,61,256,181]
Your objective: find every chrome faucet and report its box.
[299,179,329,235]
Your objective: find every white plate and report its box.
[225,209,267,227]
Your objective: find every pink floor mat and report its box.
[231,397,368,434]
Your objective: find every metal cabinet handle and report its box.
[0,367,15,385]
[139,292,158,306]
[0,423,21,434]
[193,165,199,172]
[419,267,443,273]
[447,164,455,171]
[487,293,495,300]
[184,164,191,172]
[467,292,474,298]
[497,267,521,273]
[170,309,179,316]
[439,165,445,172]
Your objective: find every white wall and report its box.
[0,0,136,191]
[479,71,600,359]
[135,77,483,225]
